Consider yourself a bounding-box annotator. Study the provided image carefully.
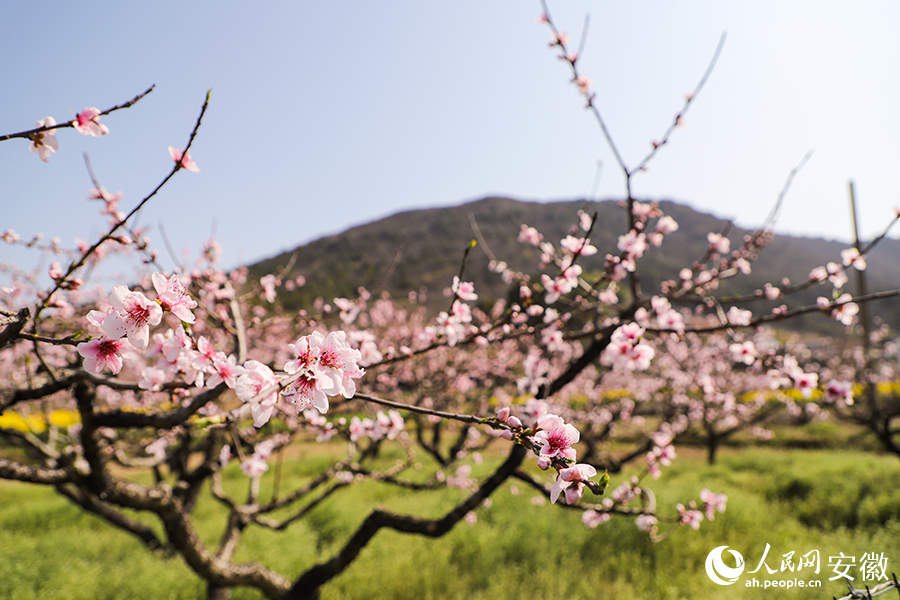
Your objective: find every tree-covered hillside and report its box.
[248,197,900,332]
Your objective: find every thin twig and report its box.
[468,213,497,263]
[0,85,156,143]
[632,33,727,173]
[36,90,211,319]
[353,392,494,427]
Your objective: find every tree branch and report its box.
[0,458,70,484]
[287,444,528,600]
[0,85,155,143]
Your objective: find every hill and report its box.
[247,197,900,332]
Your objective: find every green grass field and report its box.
[2,445,899,599]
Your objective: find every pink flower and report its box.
[88,187,124,215]
[378,410,405,440]
[540,274,566,304]
[656,309,684,332]
[700,489,727,520]
[617,230,648,257]
[626,343,655,371]
[824,380,854,405]
[550,463,597,504]
[432,311,466,346]
[826,262,848,288]
[635,515,658,532]
[729,341,757,365]
[236,360,279,427]
[73,107,109,137]
[241,456,268,478]
[101,285,163,349]
[598,286,618,305]
[203,238,222,264]
[541,265,581,305]
[139,366,168,391]
[560,464,596,482]
[582,510,610,528]
[518,225,543,246]
[841,248,867,271]
[793,372,819,399]
[617,231,648,271]
[578,210,593,231]
[334,297,360,324]
[77,337,130,374]
[152,272,197,323]
[48,262,64,282]
[192,336,218,370]
[830,293,859,326]
[655,216,679,235]
[158,327,191,363]
[550,31,570,46]
[726,307,752,326]
[282,370,334,414]
[573,75,592,95]
[347,329,382,365]
[349,416,371,442]
[168,146,200,172]
[310,330,365,398]
[450,300,472,324]
[707,232,731,255]
[534,414,580,460]
[451,276,478,301]
[632,202,656,219]
[207,354,246,389]
[560,235,597,257]
[259,274,279,303]
[29,117,58,162]
[601,323,655,371]
[677,504,703,530]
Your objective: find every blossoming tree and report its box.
[2,4,900,600]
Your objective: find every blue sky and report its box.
[3,1,899,283]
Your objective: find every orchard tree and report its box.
[2,4,899,600]
[807,233,900,460]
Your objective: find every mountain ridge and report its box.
[247,197,900,332]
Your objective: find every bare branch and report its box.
[0,458,70,484]
[287,444,527,599]
[0,85,155,143]
[37,89,211,317]
[55,484,166,551]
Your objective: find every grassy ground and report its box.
[2,445,899,599]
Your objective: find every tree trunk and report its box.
[707,435,718,465]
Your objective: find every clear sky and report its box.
[3,1,899,282]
